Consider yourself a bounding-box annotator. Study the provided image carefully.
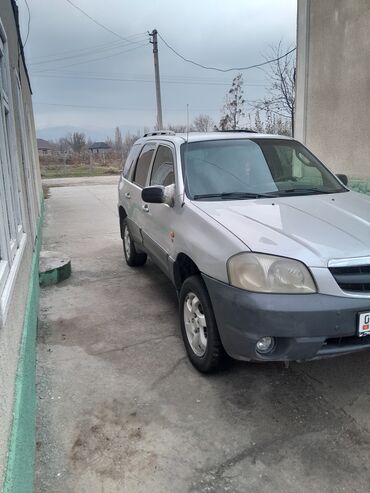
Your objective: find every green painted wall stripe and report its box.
[2,200,44,493]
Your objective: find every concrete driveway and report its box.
[37,176,370,492]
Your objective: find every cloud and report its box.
[19,0,297,139]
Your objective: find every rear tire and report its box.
[122,219,147,267]
[179,275,227,373]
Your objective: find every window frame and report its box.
[1,99,21,257]
[149,143,176,187]
[15,73,37,240]
[132,142,156,188]
[0,19,27,323]
[123,143,141,181]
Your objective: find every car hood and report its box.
[193,191,370,267]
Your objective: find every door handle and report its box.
[142,204,150,213]
[124,192,131,199]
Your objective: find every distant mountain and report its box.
[36,125,144,141]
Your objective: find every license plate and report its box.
[358,312,370,337]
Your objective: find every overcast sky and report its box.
[18,0,297,140]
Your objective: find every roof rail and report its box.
[216,129,258,134]
[143,130,176,137]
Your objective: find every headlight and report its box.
[227,253,316,293]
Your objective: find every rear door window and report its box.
[123,144,141,180]
[133,143,156,187]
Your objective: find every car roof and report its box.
[135,131,293,146]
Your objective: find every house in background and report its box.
[295,0,370,180]
[0,0,42,491]
[88,141,111,154]
[36,138,54,156]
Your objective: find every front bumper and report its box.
[202,274,370,362]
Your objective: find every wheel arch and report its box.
[172,253,202,291]
[118,206,127,239]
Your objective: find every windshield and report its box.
[181,138,347,200]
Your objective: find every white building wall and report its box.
[295,0,370,178]
[0,0,42,486]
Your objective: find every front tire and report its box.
[179,275,227,373]
[122,219,147,267]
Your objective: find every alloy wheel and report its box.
[124,226,131,259]
[183,292,208,356]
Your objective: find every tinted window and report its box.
[123,144,141,179]
[274,144,324,187]
[133,144,155,187]
[181,139,346,200]
[150,145,175,186]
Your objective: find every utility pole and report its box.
[149,29,163,129]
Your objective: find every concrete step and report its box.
[39,251,71,286]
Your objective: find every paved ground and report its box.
[36,176,370,492]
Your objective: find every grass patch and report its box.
[40,165,121,179]
[348,178,370,195]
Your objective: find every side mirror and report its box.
[142,184,175,206]
[336,174,348,186]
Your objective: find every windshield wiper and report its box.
[193,192,275,200]
[193,188,343,200]
[274,188,337,196]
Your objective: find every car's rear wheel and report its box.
[122,219,147,267]
[179,275,227,373]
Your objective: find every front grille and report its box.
[329,264,370,293]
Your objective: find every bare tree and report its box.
[57,136,70,153]
[193,114,214,132]
[254,110,264,133]
[218,73,246,130]
[114,127,123,153]
[271,113,291,136]
[105,137,114,148]
[66,132,86,154]
[252,108,291,136]
[255,41,296,135]
[167,123,192,133]
[122,131,140,162]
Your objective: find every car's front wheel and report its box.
[122,219,147,267]
[179,275,227,373]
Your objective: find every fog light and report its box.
[256,336,275,354]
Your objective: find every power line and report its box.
[23,0,31,47]
[64,0,145,45]
[30,38,147,66]
[30,73,267,87]
[33,42,149,72]
[30,40,123,62]
[33,101,220,112]
[29,34,146,62]
[32,67,266,84]
[31,68,265,84]
[34,101,147,110]
[158,32,296,73]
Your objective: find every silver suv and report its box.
[118,131,370,372]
